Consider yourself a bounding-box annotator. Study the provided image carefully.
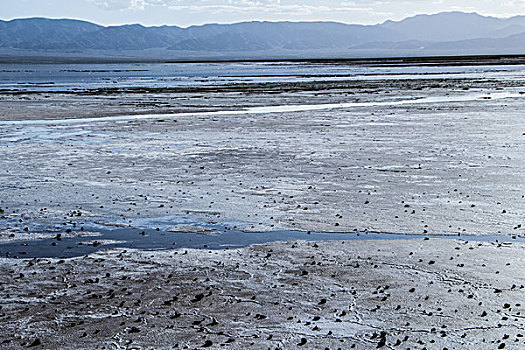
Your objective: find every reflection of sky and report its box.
[2,62,525,92]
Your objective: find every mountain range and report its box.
[2,12,525,60]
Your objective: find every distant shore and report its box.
[2,53,525,65]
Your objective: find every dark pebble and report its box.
[28,339,41,347]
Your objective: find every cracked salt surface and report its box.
[3,238,523,349]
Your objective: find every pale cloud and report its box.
[501,0,525,14]
[8,0,525,27]
[90,0,147,10]
[88,0,391,20]
[89,0,516,19]
[163,0,390,17]
[91,0,285,10]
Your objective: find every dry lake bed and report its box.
[1,58,525,349]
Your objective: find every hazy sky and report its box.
[2,0,524,27]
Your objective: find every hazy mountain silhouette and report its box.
[169,22,403,51]
[2,12,525,59]
[428,31,525,52]
[379,12,525,42]
[62,24,186,50]
[0,18,101,49]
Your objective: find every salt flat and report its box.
[1,59,525,349]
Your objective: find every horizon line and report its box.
[0,10,520,29]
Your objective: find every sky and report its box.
[1,0,525,27]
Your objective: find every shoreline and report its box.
[3,53,525,65]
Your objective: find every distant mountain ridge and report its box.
[381,12,525,42]
[169,22,403,51]
[2,12,525,59]
[0,18,102,49]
